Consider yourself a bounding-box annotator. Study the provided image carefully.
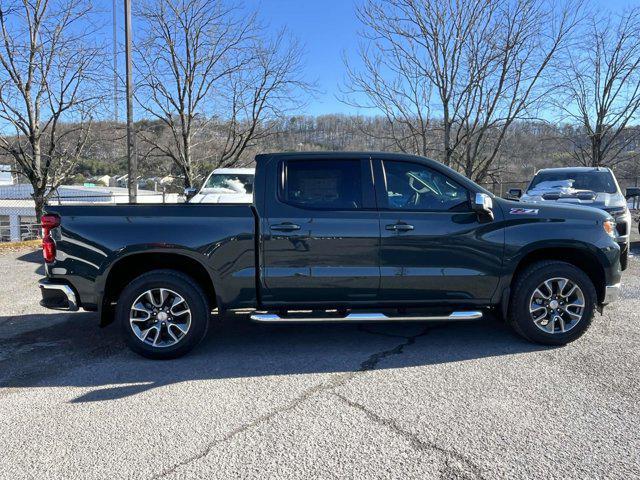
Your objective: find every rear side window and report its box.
[282,160,363,210]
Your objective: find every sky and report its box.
[236,0,637,116]
[98,0,640,118]
[243,0,363,115]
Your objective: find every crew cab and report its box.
[38,152,622,359]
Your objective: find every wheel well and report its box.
[511,248,606,303]
[102,253,217,311]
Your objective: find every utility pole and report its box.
[113,0,118,123]
[125,0,137,202]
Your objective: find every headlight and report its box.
[603,219,616,237]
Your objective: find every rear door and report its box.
[260,156,381,306]
[374,158,503,303]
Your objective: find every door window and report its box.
[282,160,363,210]
[382,161,469,211]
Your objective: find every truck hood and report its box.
[520,188,626,213]
[500,197,612,221]
[189,191,253,204]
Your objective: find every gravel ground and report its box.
[0,236,638,479]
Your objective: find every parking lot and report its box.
[0,237,638,479]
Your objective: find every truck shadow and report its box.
[15,250,45,275]
[0,310,549,403]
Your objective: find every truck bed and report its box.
[43,203,257,310]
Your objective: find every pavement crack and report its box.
[151,326,430,479]
[358,327,430,371]
[149,376,351,479]
[333,392,486,480]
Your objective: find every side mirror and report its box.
[507,188,522,199]
[473,192,494,222]
[184,187,198,200]
[625,187,640,199]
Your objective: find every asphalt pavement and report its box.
[0,237,638,479]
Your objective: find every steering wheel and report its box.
[408,173,438,195]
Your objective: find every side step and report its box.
[250,311,483,323]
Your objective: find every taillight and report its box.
[41,214,60,263]
[41,215,60,230]
[42,235,56,263]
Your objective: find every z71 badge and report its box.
[510,207,539,215]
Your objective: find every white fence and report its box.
[0,185,180,242]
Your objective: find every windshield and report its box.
[528,171,617,194]
[203,173,254,194]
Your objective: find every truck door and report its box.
[373,158,503,303]
[260,156,380,306]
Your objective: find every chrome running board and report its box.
[250,311,483,323]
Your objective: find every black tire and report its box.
[507,261,597,346]
[116,269,210,359]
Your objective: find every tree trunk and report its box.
[442,108,452,167]
[32,186,46,224]
[182,164,193,188]
[591,134,602,167]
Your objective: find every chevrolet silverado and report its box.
[39,152,622,359]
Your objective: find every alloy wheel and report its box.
[529,277,585,334]
[129,288,192,348]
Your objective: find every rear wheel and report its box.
[508,261,596,345]
[116,269,210,359]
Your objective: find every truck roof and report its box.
[256,151,492,195]
[257,151,427,161]
[536,166,612,173]
[212,168,255,174]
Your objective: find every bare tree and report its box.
[344,0,582,182]
[554,9,640,167]
[135,0,311,188]
[214,30,312,168]
[0,0,103,219]
[341,33,435,156]
[134,0,252,187]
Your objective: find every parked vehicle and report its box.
[626,187,640,233]
[187,168,254,203]
[508,167,632,270]
[39,153,622,359]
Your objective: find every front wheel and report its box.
[116,270,210,359]
[508,261,597,345]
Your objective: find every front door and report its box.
[374,158,503,303]
[260,157,381,306]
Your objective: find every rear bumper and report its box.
[603,283,621,305]
[39,279,79,311]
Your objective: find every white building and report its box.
[0,165,13,186]
[0,184,180,242]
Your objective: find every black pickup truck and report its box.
[39,152,622,358]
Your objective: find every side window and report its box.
[382,160,469,211]
[283,160,363,209]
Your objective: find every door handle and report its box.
[386,223,414,231]
[270,223,301,232]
